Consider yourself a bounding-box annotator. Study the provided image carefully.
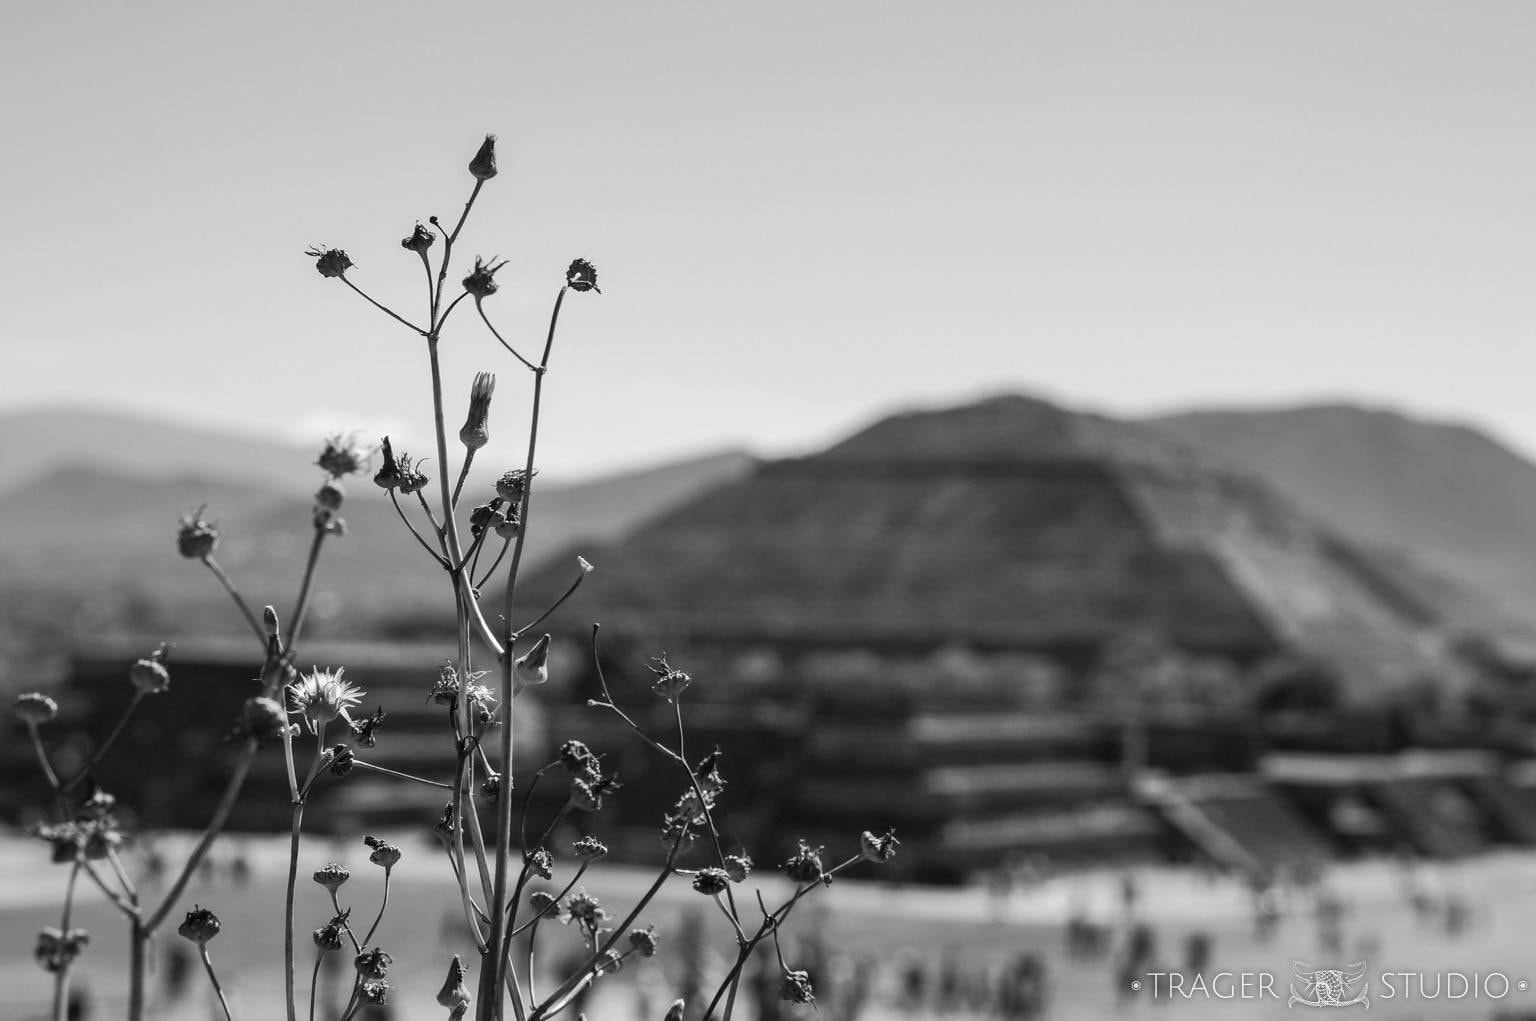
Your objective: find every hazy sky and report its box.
[4,2,1536,476]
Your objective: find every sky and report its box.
[4,2,1536,477]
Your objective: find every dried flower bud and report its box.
[525,847,554,881]
[361,979,390,1005]
[691,867,730,897]
[494,468,537,503]
[528,890,557,915]
[129,643,172,695]
[315,480,345,512]
[364,835,401,869]
[468,134,498,181]
[782,841,826,885]
[176,506,219,559]
[629,925,659,957]
[355,947,393,981]
[305,245,354,278]
[398,456,430,494]
[598,948,625,975]
[312,506,347,536]
[724,854,752,883]
[437,955,471,1010]
[571,771,620,813]
[178,905,221,945]
[316,434,369,479]
[35,927,90,972]
[326,743,355,776]
[463,256,507,299]
[401,222,435,254]
[313,913,347,952]
[313,863,351,891]
[481,773,501,802]
[230,697,289,747]
[263,605,281,640]
[493,511,521,539]
[515,634,552,687]
[647,654,692,702]
[663,1000,686,1021]
[373,437,403,491]
[566,258,600,293]
[15,692,58,725]
[349,707,385,748]
[81,787,116,819]
[779,969,815,1005]
[433,803,458,842]
[469,498,504,537]
[459,371,496,450]
[859,828,900,863]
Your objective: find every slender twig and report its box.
[63,691,148,795]
[390,491,451,567]
[80,859,137,919]
[307,953,326,1021]
[453,449,477,509]
[201,555,268,645]
[200,946,235,1021]
[361,870,392,947]
[514,562,591,640]
[143,750,256,931]
[340,275,428,335]
[50,859,82,1021]
[353,759,452,788]
[25,721,61,790]
[474,537,512,591]
[477,301,538,371]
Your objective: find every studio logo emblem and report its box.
[1289,961,1371,1010]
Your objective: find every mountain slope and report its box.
[1149,404,1536,629]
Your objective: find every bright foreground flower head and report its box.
[288,667,364,733]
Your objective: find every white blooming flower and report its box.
[287,667,363,733]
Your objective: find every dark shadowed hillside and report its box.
[1150,405,1536,629]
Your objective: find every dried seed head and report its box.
[437,955,471,1009]
[647,654,692,702]
[783,841,826,885]
[494,468,537,503]
[316,434,370,479]
[468,134,498,181]
[561,891,608,936]
[128,643,171,695]
[724,853,752,883]
[559,740,600,778]
[397,454,430,495]
[525,847,554,880]
[691,867,730,897]
[313,912,348,952]
[572,835,608,860]
[373,437,403,491]
[230,696,289,747]
[528,890,557,914]
[566,258,600,293]
[463,256,507,299]
[15,692,58,725]
[459,371,496,450]
[177,905,221,946]
[326,743,355,776]
[469,497,504,536]
[315,480,345,512]
[401,222,435,254]
[176,506,219,559]
[779,969,815,1005]
[355,947,393,981]
[859,827,900,863]
[360,979,390,1005]
[493,511,520,539]
[349,707,386,748]
[629,925,659,958]
[34,927,90,973]
[364,835,402,869]
[664,999,685,1021]
[481,773,502,802]
[313,863,351,891]
[306,245,354,279]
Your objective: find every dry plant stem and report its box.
[200,946,235,1021]
[202,555,268,643]
[475,538,512,590]
[341,274,428,335]
[63,691,148,795]
[307,954,326,1021]
[530,826,690,1021]
[26,720,61,790]
[288,529,328,647]
[453,449,476,508]
[477,301,538,371]
[486,288,567,1017]
[390,490,450,566]
[51,858,82,1021]
[81,860,136,918]
[514,567,588,639]
[283,728,327,1021]
[353,759,452,788]
[143,749,259,932]
[361,870,392,946]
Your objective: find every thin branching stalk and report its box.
[288,530,328,646]
[50,858,82,1021]
[353,759,452,788]
[201,555,268,643]
[62,691,147,795]
[200,946,235,1021]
